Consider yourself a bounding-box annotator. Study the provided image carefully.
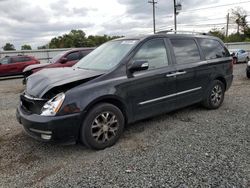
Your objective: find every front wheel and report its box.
[202,80,225,109]
[80,103,125,150]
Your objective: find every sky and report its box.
[0,0,250,49]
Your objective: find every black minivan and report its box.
[16,33,233,149]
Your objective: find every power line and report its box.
[181,1,250,13]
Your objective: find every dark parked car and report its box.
[23,48,94,81]
[0,55,39,77]
[16,33,233,150]
[246,61,250,78]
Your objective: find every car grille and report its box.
[20,93,47,114]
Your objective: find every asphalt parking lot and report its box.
[0,64,249,187]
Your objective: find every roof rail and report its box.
[156,30,212,36]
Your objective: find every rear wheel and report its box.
[202,80,225,109]
[80,103,125,150]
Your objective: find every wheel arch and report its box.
[83,95,129,125]
[214,76,227,90]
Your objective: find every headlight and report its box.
[41,93,65,116]
[247,61,250,66]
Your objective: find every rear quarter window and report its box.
[170,39,201,64]
[197,38,230,60]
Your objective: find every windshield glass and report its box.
[50,53,64,63]
[75,40,138,71]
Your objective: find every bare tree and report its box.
[230,7,248,34]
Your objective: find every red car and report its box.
[0,55,40,77]
[23,48,94,80]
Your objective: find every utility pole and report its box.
[173,1,182,31]
[148,0,157,33]
[174,0,177,31]
[226,13,229,37]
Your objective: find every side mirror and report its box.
[0,63,2,65]
[129,60,149,73]
[60,57,68,64]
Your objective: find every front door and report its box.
[125,38,177,121]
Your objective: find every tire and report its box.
[233,57,237,64]
[202,80,225,109]
[245,57,249,63]
[80,103,125,150]
[247,71,250,79]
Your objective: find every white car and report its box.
[229,49,249,63]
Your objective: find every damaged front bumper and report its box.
[16,104,82,144]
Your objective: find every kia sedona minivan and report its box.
[16,32,233,150]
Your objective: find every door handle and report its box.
[175,71,187,76]
[166,73,177,77]
[166,71,186,77]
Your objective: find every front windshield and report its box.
[50,53,64,63]
[75,40,138,71]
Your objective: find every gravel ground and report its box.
[0,65,249,188]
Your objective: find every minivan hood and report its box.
[23,63,49,72]
[26,67,104,98]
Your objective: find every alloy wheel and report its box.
[91,112,119,143]
[211,84,223,106]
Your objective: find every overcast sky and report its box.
[0,0,249,49]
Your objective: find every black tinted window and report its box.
[133,39,168,70]
[197,38,229,60]
[66,52,80,61]
[170,39,201,64]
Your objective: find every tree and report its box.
[231,7,248,34]
[225,33,245,42]
[47,30,122,49]
[209,29,225,41]
[2,43,15,51]
[21,44,32,50]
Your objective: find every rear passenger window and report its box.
[133,38,169,70]
[170,39,201,64]
[197,38,229,60]
[12,57,23,63]
[22,57,31,61]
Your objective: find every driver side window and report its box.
[66,52,80,61]
[132,38,169,70]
